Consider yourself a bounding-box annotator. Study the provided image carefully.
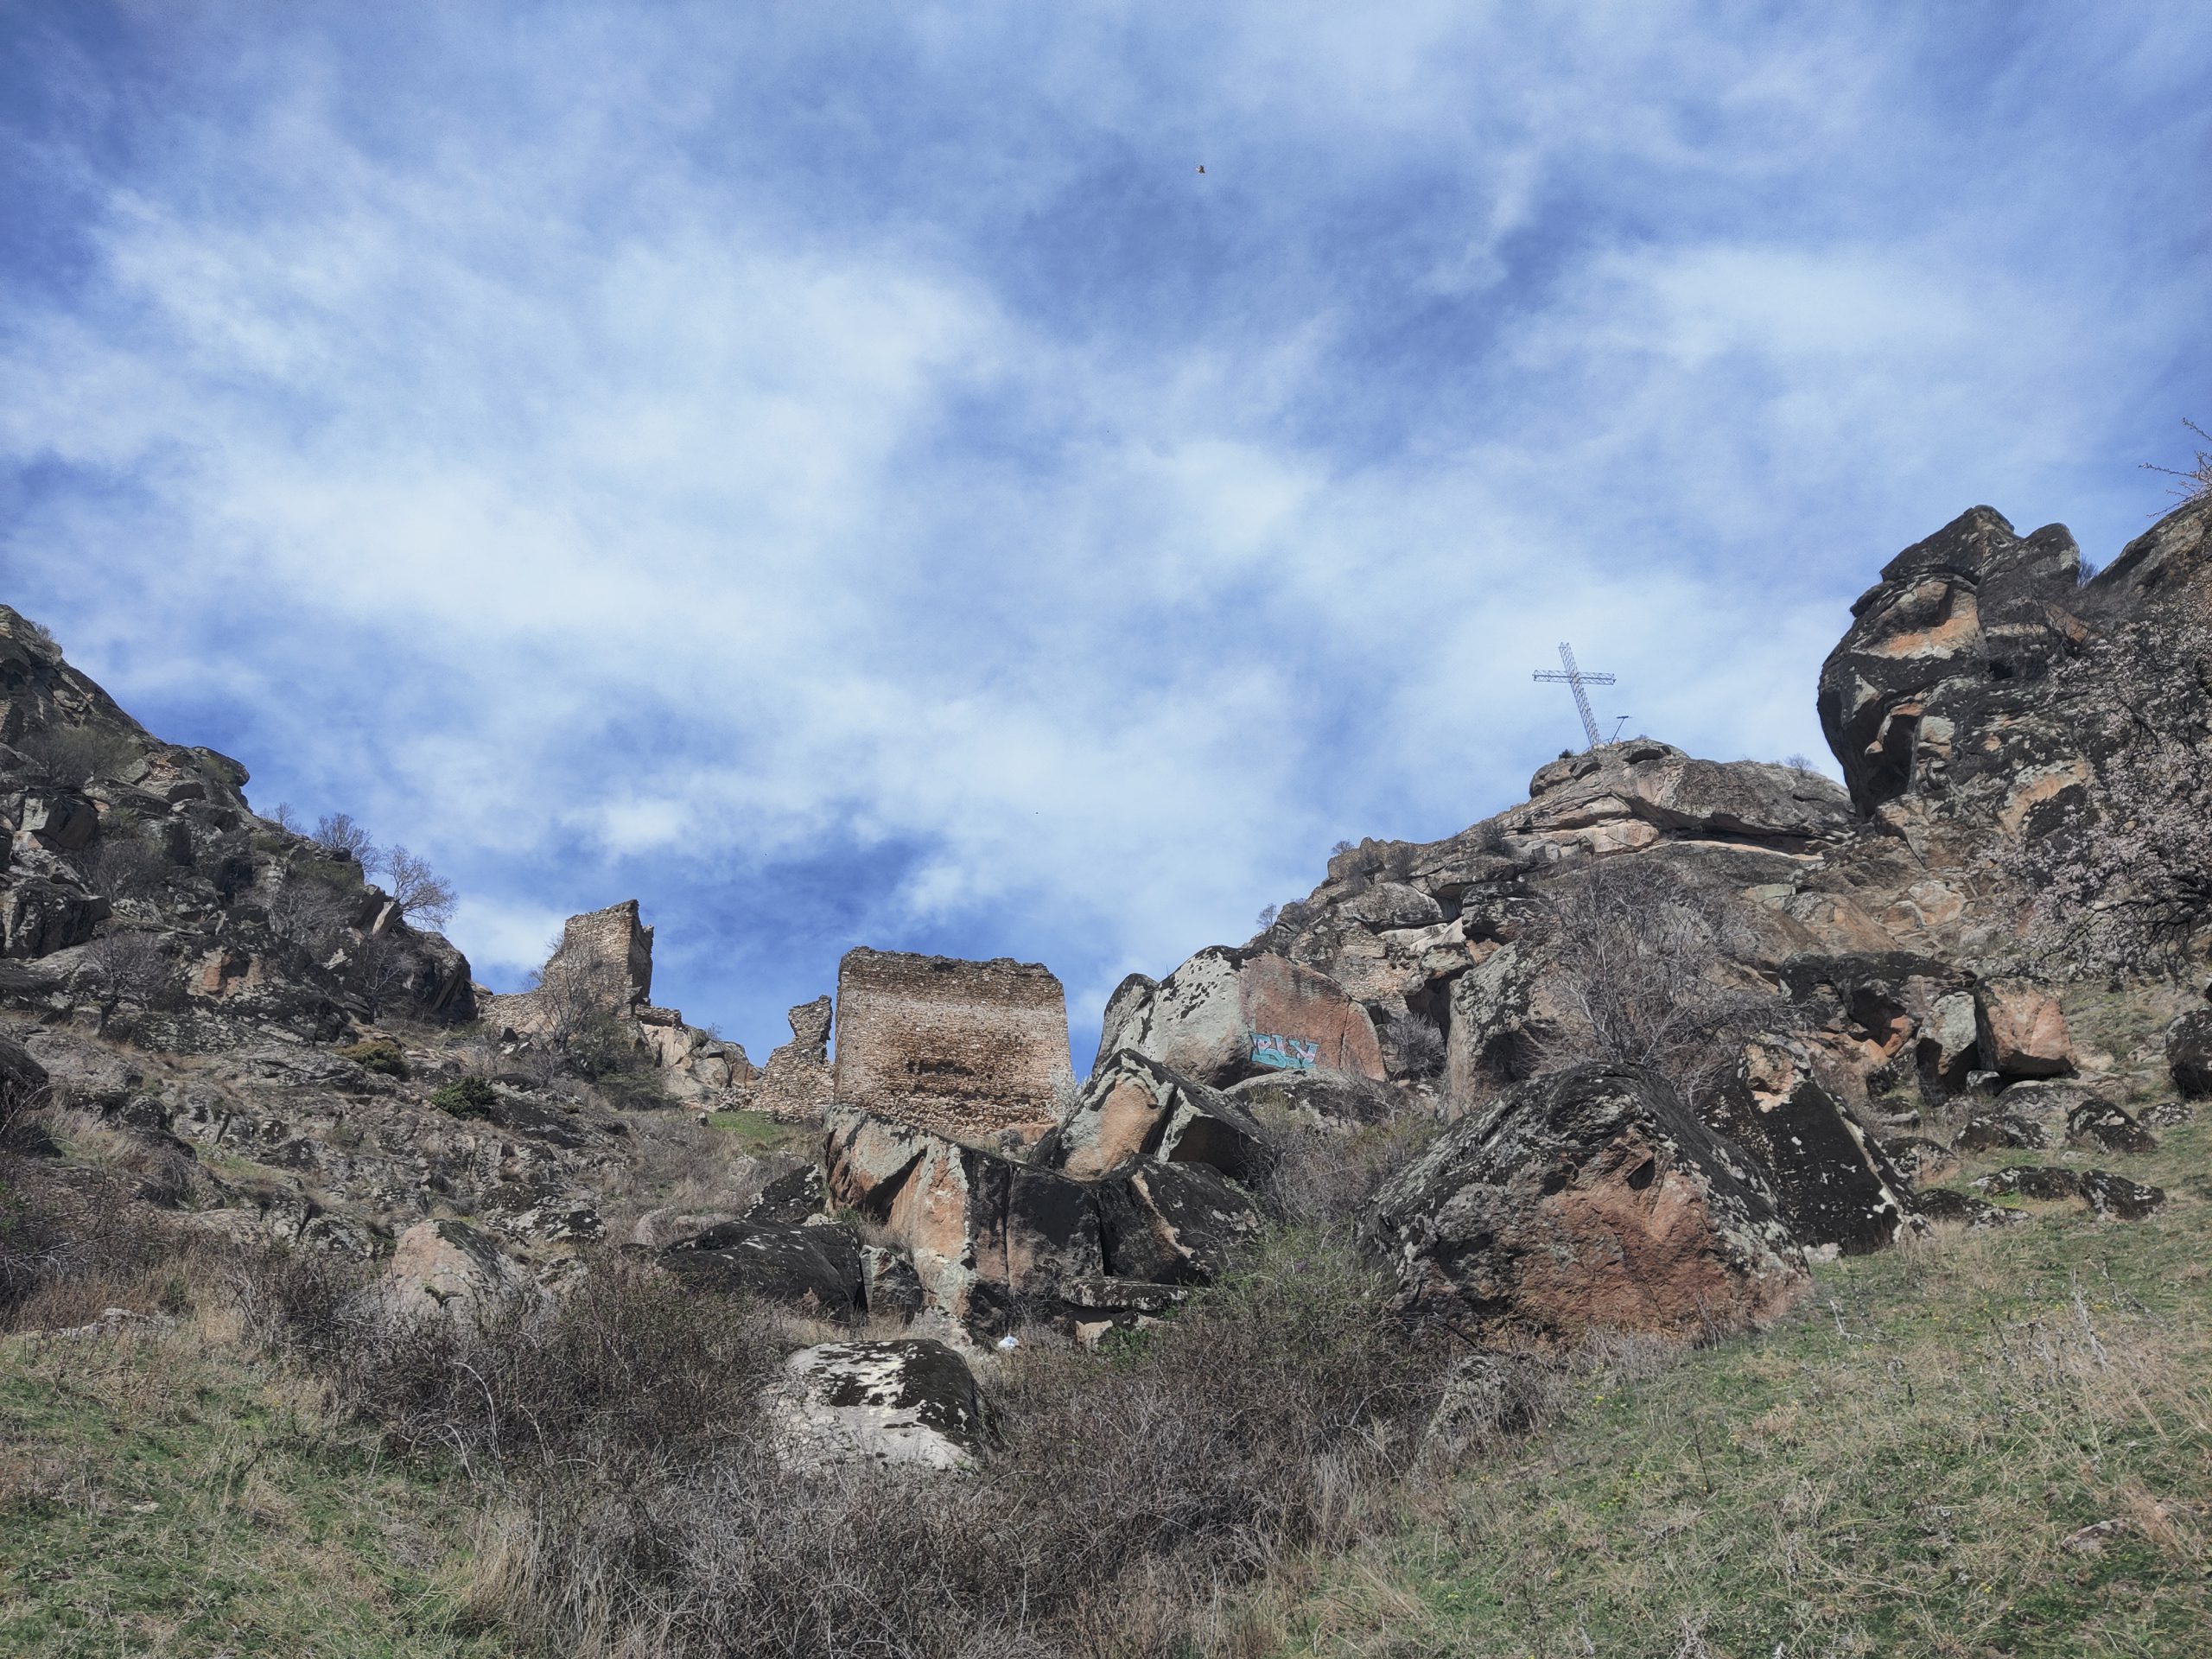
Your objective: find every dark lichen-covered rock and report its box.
[2167,1010,2212,1098]
[1703,1040,1912,1255]
[1913,1187,2027,1230]
[1968,1165,2165,1221]
[743,1163,828,1225]
[1366,1063,1806,1344]
[663,1219,864,1320]
[1953,1106,2051,1153]
[2064,1099,2157,1155]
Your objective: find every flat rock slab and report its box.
[664,1220,864,1320]
[769,1338,986,1472]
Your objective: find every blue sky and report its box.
[5,2,2209,1066]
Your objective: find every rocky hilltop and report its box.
[3,493,2208,1352]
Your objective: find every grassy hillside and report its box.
[1262,1073,2212,1655]
[0,1318,492,1657]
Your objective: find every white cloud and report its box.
[5,0,2207,1053]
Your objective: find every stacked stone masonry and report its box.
[831,948,1071,1143]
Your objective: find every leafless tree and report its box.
[1535,858,1775,1108]
[381,845,457,929]
[349,933,415,1021]
[78,828,167,903]
[1995,613,2212,977]
[268,875,358,957]
[2143,416,2212,507]
[1255,903,1279,930]
[313,810,380,866]
[1382,1011,1446,1079]
[81,930,174,1029]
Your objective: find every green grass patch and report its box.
[0,1325,499,1657]
[702,1109,812,1154]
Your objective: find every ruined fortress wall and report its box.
[832,948,1071,1141]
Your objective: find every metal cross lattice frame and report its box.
[1532,641,1617,751]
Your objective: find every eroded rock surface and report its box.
[1366,1064,1806,1344]
[767,1339,986,1471]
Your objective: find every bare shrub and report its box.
[80,930,175,1028]
[312,810,379,865]
[382,844,458,928]
[1382,1012,1446,1079]
[1993,613,2212,977]
[2143,416,2212,506]
[235,1249,774,1471]
[461,1229,1441,1659]
[77,826,168,903]
[14,723,137,786]
[1536,859,1774,1108]
[1260,1113,1442,1231]
[1255,902,1279,931]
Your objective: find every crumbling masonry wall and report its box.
[832,948,1071,1142]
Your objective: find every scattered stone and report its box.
[2060,1518,2132,1554]
[1952,1107,2050,1153]
[2064,1099,2156,1155]
[1912,1188,2025,1230]
[1880,1136,1957,1185]
[1967,1166,2165,1221]
[1366,1063,1806,1345]
[766,1338,986,1472]
[2140,1099,2196,1129]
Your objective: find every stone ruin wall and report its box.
[744,995,836,1124]
[831,948,1071,1143]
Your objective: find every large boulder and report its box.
[1096,947,1385,1087]
[383,1218,541,1321]
[2065,1099,2157,1155]
[1366,1063,1806,1344]
[1975,979,2074,1079]
[1037,1049,1268,1182]
[1914,992,1981,1093]
[1702,1039,1913,1255]
[2167,1010,2212,1098]
[766,1339,987,1472]
[662,1220,864,1320]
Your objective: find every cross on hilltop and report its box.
[1532,641,1616,751]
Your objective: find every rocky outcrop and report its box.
[1974,978,2074,1078]
[662,1219,865,1319]
[1366,1064,1806,1344]
[823,1103,1257,1334]
[383,1218,542,1320]
[766,1339,987,1472]
[1035,1049,1268,1183]
[1818,507,2089,817]
[1097,947,1385,1088]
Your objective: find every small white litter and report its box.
[995,1334,1020,1351]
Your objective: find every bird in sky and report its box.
[1195,164,1205,174]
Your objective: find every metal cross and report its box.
[1532,641,1617,751]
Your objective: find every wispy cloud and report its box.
[5,1,2208,1061]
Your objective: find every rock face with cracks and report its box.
[1034,1048,1269,1183]
[1366,1063,1807,1344]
